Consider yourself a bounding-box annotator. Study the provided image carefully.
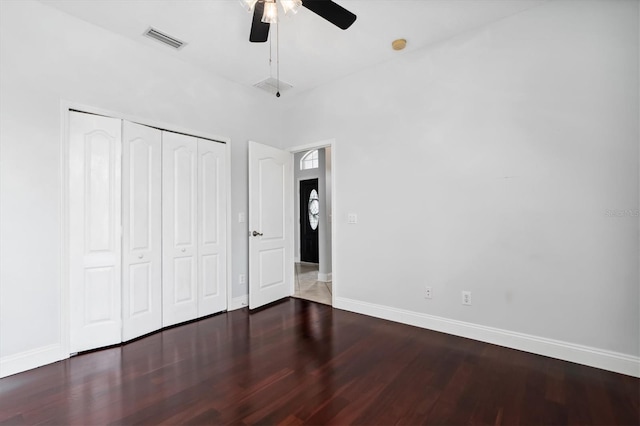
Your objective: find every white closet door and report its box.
[197,140,227,317]
[162,131,198,326]
[122,121,162,341]
[69,112,122,352]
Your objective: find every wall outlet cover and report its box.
[462,291,471,306]
[425,286,432,299]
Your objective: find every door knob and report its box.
[181,248,186,252]
[138,254,143,259]
[252,231,263,237]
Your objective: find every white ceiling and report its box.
[41,0,546,96]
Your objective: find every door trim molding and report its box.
[59,100,231,364]
[225,134,233,315]
[287,139,336,305]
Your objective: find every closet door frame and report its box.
[60,101,232,358]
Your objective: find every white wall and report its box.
[281,0,639,374]
[0,0,279,376]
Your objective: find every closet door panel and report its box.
[197,140,227,317]
[163,132,198,326]
[122,121,162,341]
[69,111,122,353]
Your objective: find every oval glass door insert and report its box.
[308,189,319,230]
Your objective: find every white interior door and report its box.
[248,141,293,309]
[122,121,162,341]
[162,131,198,326]
[197,140,227,317]
[69,111,122,352]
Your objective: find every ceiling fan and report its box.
[241,0,357,43]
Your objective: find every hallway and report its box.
[293,262,332,305]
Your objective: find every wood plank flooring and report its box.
[0,298,638,425]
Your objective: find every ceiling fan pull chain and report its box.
[269,30,272,78]
[276,18,281,98]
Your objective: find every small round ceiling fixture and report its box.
[392,38,407,51]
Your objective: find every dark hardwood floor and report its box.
[0,298,638,425]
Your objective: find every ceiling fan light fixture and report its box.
[281,0,302,15]
[248,0,357,42]
[261,0,278,24]
[239,0,258,12]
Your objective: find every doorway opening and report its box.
[294,263,332,305]
[292,147,332,306]
[247,140,335,310]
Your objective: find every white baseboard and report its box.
[318,272,332,282]
[0,344,65,378]
[229,295,249,311]
[334,297,640,378]
[7,299,636,379]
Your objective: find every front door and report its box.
[248,141,293,309]
[300,179,319,263]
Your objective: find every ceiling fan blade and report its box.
[302,0,357,30]
[250,1,270,42]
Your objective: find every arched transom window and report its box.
[300,150,318,170]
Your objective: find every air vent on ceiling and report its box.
[253,77,293,95]
[143,27,186,50]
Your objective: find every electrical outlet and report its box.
[462,291,471,306]
[425,286,432,299]
[239,274,246,284]
[238,212,246,223]
[347,213,358,224]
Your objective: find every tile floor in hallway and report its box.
[293,262,332,305]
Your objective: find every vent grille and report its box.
[253,77,293,95]
[143,27,186,50]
